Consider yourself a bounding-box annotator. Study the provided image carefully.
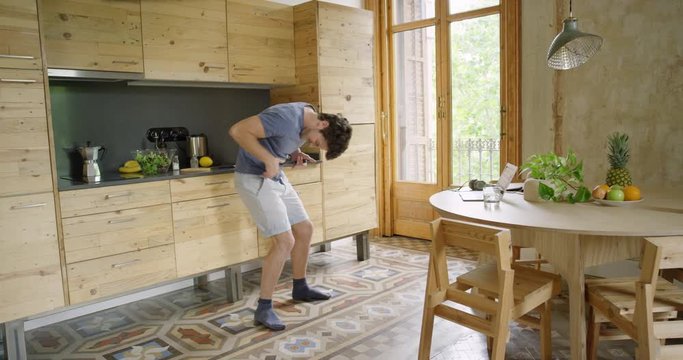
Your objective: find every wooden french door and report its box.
[385,0,520,239]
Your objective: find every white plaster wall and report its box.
[521,0,683,188]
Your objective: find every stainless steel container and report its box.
[187,134,208,158]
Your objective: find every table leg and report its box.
[565,249,587,360]
[513,230,587,360]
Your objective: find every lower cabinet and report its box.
[62,204,174,263]
[66,244,176,304]
[0,193,64,323]
[258,182,324,256]
[173,193,258,277]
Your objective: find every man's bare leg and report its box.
[255,230,295,331]
[290,220,331,301]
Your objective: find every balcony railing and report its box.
[452,138,500,185]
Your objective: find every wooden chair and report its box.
[418,218,561,360]
[586,236,683,360]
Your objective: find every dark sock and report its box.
[292,278,331,301]
[254,298,285,331]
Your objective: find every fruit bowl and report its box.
[132,149,176,176]
[594,198,644,207]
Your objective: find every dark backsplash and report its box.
[49,81,270,179]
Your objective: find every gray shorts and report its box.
[234,172,309,238]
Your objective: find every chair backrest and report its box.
[428,218,516,347]
[431,218,512,271]
[635,236,683,359]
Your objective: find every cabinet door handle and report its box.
[108,217,136,224]
[207,203,230,209]
[233,67,254,71]
[111,259,141,269]
[10,202,46,210]
[112,60,139,65]
[0,54,36,60]
[205,181,229,186]
[0,78,37,83]
[105,191,132,199]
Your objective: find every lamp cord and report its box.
[569,0,573,17]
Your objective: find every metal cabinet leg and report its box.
[354,231,370,261]
[318,243,331,252]
[225,265,243,303]
[194,275,209,290]
[3,320,26,360]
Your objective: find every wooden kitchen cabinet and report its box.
[170,173,235,202]
[270,1,377,241]
[59,181,171,217]
[173,193,257,277]
[271,1,374,124]
[322,124,377,240]
[0,193,64,323]
[62,203,174,264]
[38,0,143,72]
[141,0,228,81]
[258,181,324,256]
[0,0,42,69]
[226,0,295,85]
[66,244,176,304]
[0,68,53,196]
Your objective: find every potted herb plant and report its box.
[520,150,591,203]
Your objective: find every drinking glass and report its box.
[483,185,504,204]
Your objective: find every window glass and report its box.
[393,27,437,183]
[392,0,435,25]
[449,0,499,14]
[450,14,500,185]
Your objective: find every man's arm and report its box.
[229,115,281,178]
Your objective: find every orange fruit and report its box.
[623,185,641,201]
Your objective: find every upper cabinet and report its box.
[141,0,228,81]
[271,1,374,124]
[38,0,143,72]
[0,0,42,69]
[226,0,295,85]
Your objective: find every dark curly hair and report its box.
[319,112,352,160]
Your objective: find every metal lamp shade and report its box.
[547,17,603,70]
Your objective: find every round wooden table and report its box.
[429,189,683,360]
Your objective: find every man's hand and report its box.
[290,149,316,168]
[263,157,281,178]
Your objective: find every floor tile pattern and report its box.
[21,239,637,359]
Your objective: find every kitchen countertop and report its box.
[58,165,236,191]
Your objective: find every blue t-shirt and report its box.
[235,102,310,176]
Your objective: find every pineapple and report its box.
[605,132,632,186]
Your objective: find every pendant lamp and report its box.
[547,0,603,70]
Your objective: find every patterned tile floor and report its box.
[16,238,636,359]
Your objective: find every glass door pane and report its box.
[393,26,437,183]
[449,0,499,14]
[392,0,435,25]
[450,14,500,185]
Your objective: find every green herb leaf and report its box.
[539,182,554,200]
[574,186,591,203]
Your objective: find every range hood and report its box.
[47,68,271,89]
[47,68,144,81]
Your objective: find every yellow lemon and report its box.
[199,156,213,167]
[124,160,140,168]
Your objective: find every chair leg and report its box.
[586,305,600,360]
[418,263,438,360]
[539,301,553,360]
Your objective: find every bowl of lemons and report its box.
[132,149,176,176]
